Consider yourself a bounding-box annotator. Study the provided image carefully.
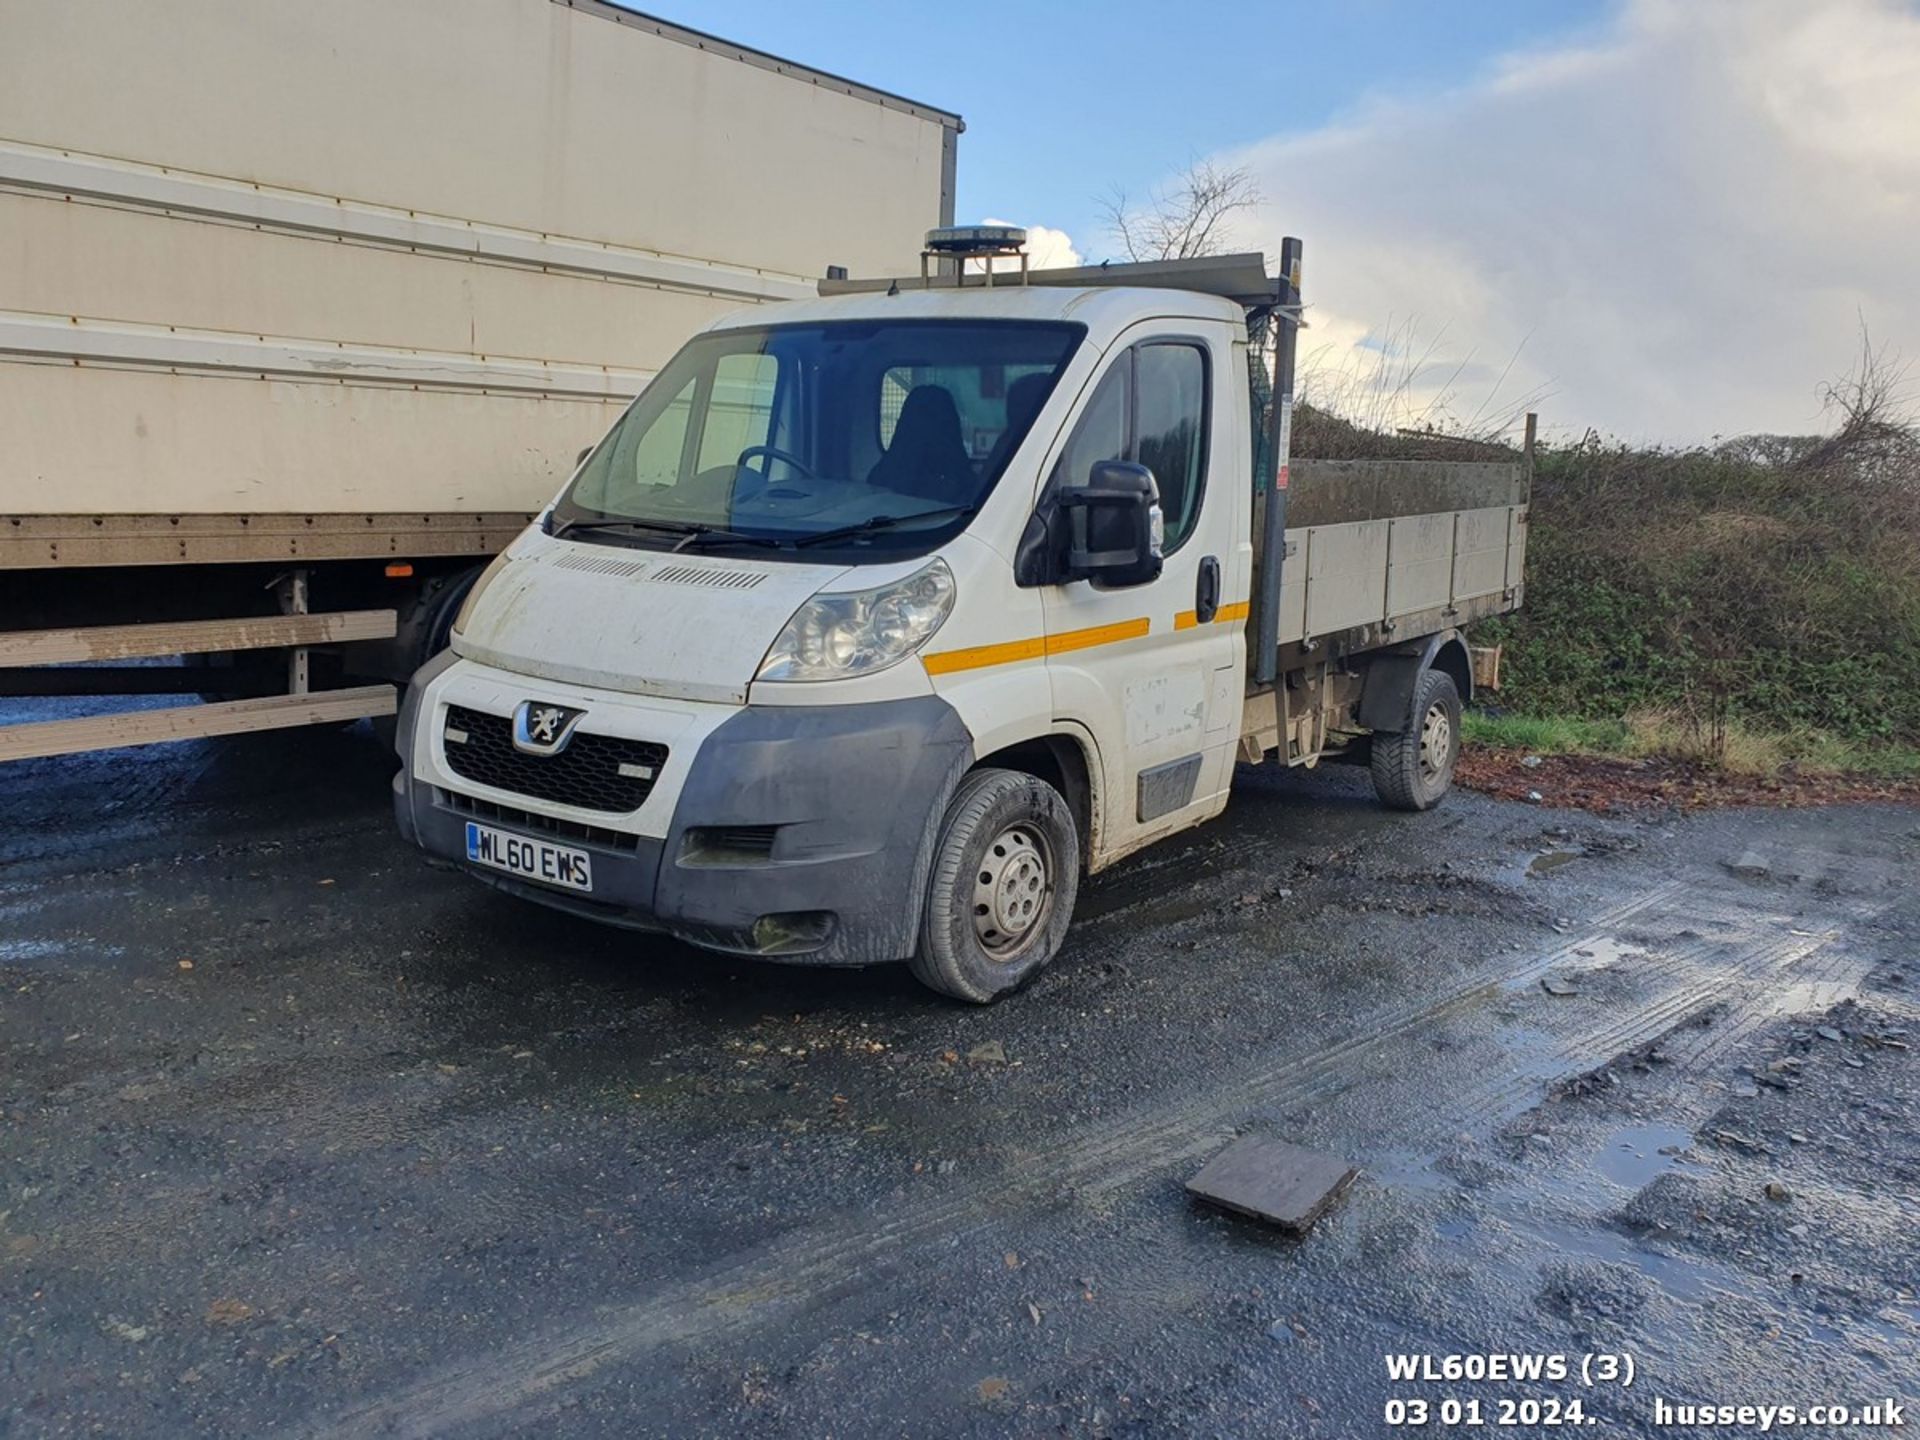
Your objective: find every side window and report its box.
[1044,340,1209,554]
[579,351,781,508]
[1049,360,1130,490]
[1133,343,1207,552]
[584,376,694,507]
[695,352,780,471]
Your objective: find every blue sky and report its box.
[631,2,1920,442]
[634,1,1612,259]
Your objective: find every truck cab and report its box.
[396,242,1525,1001]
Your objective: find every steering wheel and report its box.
[736,445,816,483]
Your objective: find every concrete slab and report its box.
[1186,1135,1359,1231]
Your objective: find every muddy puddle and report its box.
[1529,848,1583,876]
[1595,1121,1697,1189]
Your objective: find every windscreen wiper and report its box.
[549,514,701,541]
[672,527,795,552]
[555,514,793,553]
[790,504,976,549]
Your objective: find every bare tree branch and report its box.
[1800,314,1917,473]
[1100,160,1261,262]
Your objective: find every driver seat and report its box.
[868,385,975,503]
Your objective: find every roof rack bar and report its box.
[820,250,1287,309]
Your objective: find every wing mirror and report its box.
[1015,460,1165,588]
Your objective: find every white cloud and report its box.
[982,218,1083,270]
[1225,0,1920,441]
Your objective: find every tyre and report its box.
[909,768,1081,1004]
[1370,668,1462,812]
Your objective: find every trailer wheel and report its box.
[1370,668,1461,812]
[910,768,1080,1004]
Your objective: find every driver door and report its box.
[1039,321,1244,863]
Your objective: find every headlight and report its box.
[757,559,956,683]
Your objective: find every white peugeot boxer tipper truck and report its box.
[396,234,1528,1001]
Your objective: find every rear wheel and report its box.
[1370,668,1461,811]
[910,768,1080,1004]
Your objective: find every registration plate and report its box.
[464,822,593,892]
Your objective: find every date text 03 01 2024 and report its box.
[1385,1396,1593,1429]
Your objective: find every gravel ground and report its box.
[2,723,1915,1437]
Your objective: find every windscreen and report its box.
[552,320,1084,561]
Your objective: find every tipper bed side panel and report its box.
[1249,458,1529,674]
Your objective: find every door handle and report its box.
[1195,554,1221,625]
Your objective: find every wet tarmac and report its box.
[3,722,1916,1437]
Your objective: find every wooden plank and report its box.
[0,512,533,570]
[1186,1135,1359,1232]
[0,685,396,762]
[0,610,396,666]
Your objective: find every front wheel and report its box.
[1370,669,1462,811]
[910,768,1081,1004]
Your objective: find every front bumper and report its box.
[396,658,974,965]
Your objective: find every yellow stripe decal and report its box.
[921,634,1047,676]
[922,617,1150,675]
[1173,600,1251,630]
[1045,616,1151,655]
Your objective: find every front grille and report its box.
[441,704,667,814]
[436,789,641,853]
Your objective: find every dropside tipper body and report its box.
[396,264,1528,1000]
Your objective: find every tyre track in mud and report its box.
[1604,841,1912,1079]
[325,878,1820,1439]
[1080,891,1871,1195]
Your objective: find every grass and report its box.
[1464,709,1920,779]
[1460,713,1632,755]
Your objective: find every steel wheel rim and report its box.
[1419,701,1454,781]
[970,823,1054,961]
